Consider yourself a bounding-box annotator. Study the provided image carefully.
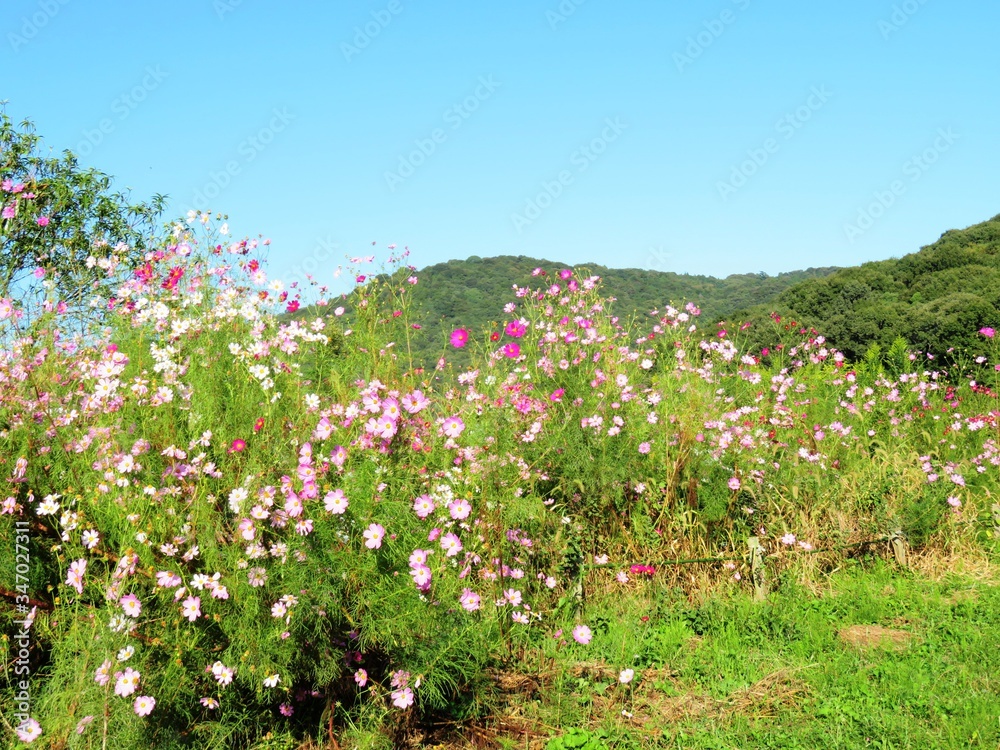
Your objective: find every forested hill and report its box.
[741,214,1000,360]
[404,255,838,362]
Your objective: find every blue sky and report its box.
[4,0,998,290]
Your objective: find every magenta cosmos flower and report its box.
[505,320,526,338]
[450,328,469,348]
[503,342,520,359]
[980,326,995,338]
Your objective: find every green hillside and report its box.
[741,214,1000,361]
[404,255,838,364]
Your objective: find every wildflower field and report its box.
[2,172,1000,746]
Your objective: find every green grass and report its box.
[509,559,1000,750]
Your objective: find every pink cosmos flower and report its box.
[460,588,482,611]
[410,564,432,589]
[450,328,469,348]
[409,548,432,567]
[442,416,465,438]
[440,532,463,557]
[331,445,348,467]
[75,716,95,735]
[95,660,112,686]
[780,533,796,546]
[120,594,141,618]
[210,661,235,686]
[728,477,741,491]
[980,326,995,338]
[155,571,182,588]
[391,687,415,709]
[572,625,592,645]
[363,523,385,549]
[66,558,86,594]
[355,668,368,687]
[402,389,430,413]
[15,718,42,743]
[200,697,219,709]
[279,703,294,716]
[133,696,156,717]
[638,442,651,454]
[36,215,50,226]
[181,596,201,622]
[448,498,471,520]
[115,668,141,697]
[324,489,349,514]
[619,669,635,684]
[412,494,436,518]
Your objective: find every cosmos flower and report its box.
[572,625,592,645]
[450,328,469,348]
[133,696,156,717]
[363,523,386,549]
[460,588,482,612]
[15,718,42,743]
[391,687,415,709]
[442,416,465,438]
[115,668,141,697]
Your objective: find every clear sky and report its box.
[3,0,998,290]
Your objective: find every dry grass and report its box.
[594,665,811,731]
[909,546,999,583]
[836,624,915,650]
